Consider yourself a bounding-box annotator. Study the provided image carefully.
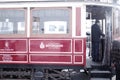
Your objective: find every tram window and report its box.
[31,7,72,37]
[0,9,26,37]
[113,8,120,38]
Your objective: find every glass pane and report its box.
[113,8,120,37]
[31,8,71,34]
[0,9,25,34]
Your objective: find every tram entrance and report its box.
[85,5,113,80]
[86,5,112,66]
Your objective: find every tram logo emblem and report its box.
[40,42,45,49]
[39,41,63,49]
[5,41,9,49]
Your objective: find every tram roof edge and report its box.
[0,0,119,8]
[0,0,118,3]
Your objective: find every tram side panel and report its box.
[29,38,86,66]
[0,38,86,66]
[28,6,86,66]
[0,6,86,67]
[0,39,28,63]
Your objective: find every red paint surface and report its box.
[76,7,81,36]
[30,55,71,63]
[0,54,28,62]
[30,39,71,53]
[74,39,83,52]
[74,55,82,62]
[0,38,86,65]
[0,39,27,53]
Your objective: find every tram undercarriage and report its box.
[0,64,86,80]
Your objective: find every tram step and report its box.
[90,70,111,78]
[90,78,111,80]
[91,65,110,70]
[0,79,30,80]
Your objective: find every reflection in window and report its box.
[0,9,25,34]
[31,8,71,34]
[113,8,120,37]
[44,21,67,34]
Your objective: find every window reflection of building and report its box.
[0,19,13,34]
[44,21,67,34]
[31,8,70,35]
[32,17,40,33]
[17,22,25,34]
[0,9,25,35]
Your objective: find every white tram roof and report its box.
[0,0,118,3]
[0,0,119,7]
[0,0,115,2]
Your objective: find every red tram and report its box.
[0,0,119,80]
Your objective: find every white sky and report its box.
[118,0,120,4]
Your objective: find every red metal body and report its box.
[0,38,86,66]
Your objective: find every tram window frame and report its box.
[0,8,27,38]
[113,8,120,39]
[30,7,72,38]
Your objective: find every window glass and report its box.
[113,8,120,38]
[31,8,71,35]
[0,9,25,35]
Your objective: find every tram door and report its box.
[86,5,112,65]
[102,7,112,65]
